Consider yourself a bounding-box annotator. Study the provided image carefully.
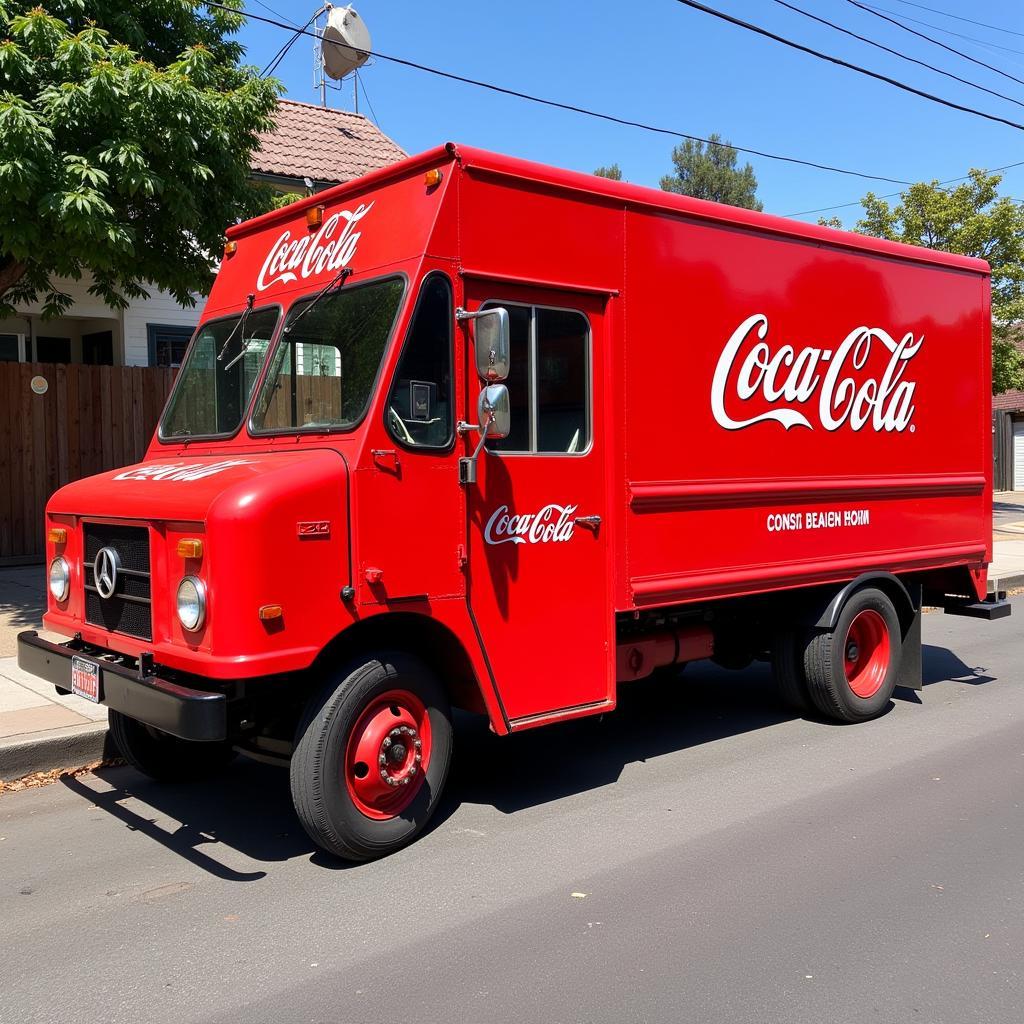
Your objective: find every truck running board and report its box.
[942,595,1012,620]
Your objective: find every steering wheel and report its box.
[388,406,416,445]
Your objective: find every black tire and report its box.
[290,651,453,862]
[108,710,236,781]
[772,629,814,713]
[802,587,901,723]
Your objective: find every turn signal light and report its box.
[177,538,203,559]
[48,527,67,545]
[424,169,443,188]
[306,204,325,229]
[223,240,237,256]
[259,604,283,621]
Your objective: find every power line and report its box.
[884,0,1024,40]
[846,0,1024,90]
[260,9,320,78]
[670,0,1024,131]
[863,5,1024,63]
[245,0,293,23]
[786,159,1024,218]
[206,1,916,185]
[355,69,383,132]
[771,0,1024,110]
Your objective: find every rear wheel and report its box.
[290,652,453,862]
[108,710,236,781]
[803,587,901,722]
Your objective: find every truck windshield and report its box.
[160,308,280,439]
[250,276,405,433]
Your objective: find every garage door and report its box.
[1015,420,1024,490]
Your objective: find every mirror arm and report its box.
[455,307,484,322]
[458,413,494,486]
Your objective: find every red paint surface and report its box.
[40,143,993,733]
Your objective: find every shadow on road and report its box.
[57,643,997,877]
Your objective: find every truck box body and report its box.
[20,143,1003,859]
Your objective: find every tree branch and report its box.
[0,257,28,298]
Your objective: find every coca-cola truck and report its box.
[18,143,1009,860]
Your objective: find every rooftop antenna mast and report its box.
[315,4,373,110]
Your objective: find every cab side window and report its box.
[386,274,454,449]
[485,302,590,454]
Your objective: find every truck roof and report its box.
[228,142,990,277]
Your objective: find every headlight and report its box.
[48,557,70,602]
[176,576,206,632]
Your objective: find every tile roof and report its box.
[252,99,406,185]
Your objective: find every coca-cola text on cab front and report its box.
[18,144,1009,860]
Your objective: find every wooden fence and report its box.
[0,362,175,563]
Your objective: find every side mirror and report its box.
[456,306,510,382]
[478,384,510,440]
[459,383,511,485]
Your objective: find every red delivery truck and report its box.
[18,143,1010,860]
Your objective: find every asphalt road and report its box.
[3,603,1022,1024]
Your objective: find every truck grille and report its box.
[83,523,153,641]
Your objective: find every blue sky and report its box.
[235,0,1024,225]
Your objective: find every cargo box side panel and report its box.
[622,209,990,609]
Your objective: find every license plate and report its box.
[70,656,101,703]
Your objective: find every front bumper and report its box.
[17,631,228,742]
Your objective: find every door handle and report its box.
[576,515,602,531]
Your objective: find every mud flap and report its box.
[895,602,923,691]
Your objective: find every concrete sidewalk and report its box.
[3,518,1024,783]
[0,565,111,781]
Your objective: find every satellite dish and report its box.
[321,5,372,81]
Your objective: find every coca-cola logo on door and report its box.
[256,202,373,291]
[484,504,578,545]
[711,313,923,433]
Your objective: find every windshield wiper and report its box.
[284,267,352,336]
[216,292,255,363]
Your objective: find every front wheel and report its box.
[290,652,453,862]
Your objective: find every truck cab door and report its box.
[463,286,614,725]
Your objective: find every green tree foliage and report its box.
[0,1,280,318]
[660,134,762,211]
[593,163,622,181]
[820,170,1024,394]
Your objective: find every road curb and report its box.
[990,572,1024,594]
[0,723,114,782]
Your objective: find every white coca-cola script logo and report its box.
[711,313,922,432]
[484,504,578,545]
[113,460,252,482]
[256,202,373,291]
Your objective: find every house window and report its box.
[0,334,19,362]
[148,324,196,368]
[35,336,72,364]
[82,330,114,366]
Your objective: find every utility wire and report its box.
[786,159,1024,218]
[245,0,293,23]
[671,0,1024,131]
[260,11,320,78]
[205,0,916,185]
[772,0,1024,110]
[884,0,1024,40]
[846,0,1024,89]
[355,69,384,132]
[864,5,1024,62]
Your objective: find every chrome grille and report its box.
[83,523,153,641]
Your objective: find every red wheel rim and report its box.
[843,609,890,699]
[344,689,432,820]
